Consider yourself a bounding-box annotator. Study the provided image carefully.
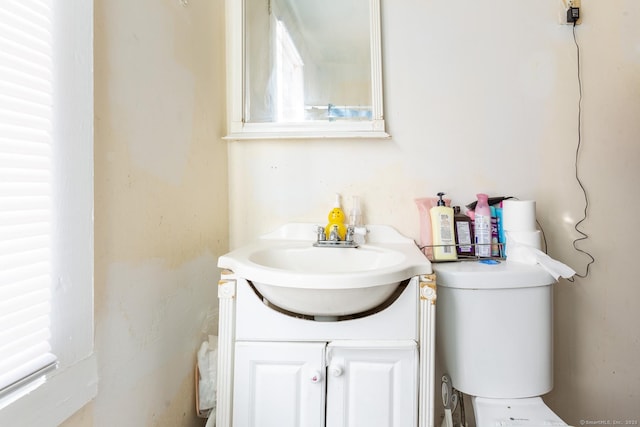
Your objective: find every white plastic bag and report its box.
[197,335,218,420]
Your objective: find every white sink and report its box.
[248,245,405,273]
[218,223,432,316]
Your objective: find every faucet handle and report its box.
[345,225,355,242]
[353,226,367,245]
[329,224,340,241]
[316,225,326,242]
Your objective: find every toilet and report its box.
[433,261,567,427]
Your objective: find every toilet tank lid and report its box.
[432,261,556,289]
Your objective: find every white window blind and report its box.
[0,1,57,395]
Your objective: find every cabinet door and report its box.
[233,341,326,427]
[325,341,418,427]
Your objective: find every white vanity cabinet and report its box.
[216,274,437,427]
[233,340,417,427]
[325,341,418,427]
[233,342,326,427]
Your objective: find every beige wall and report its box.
[59,0,639,425]
[228,0,640,425]
[63,0,228,425]
[540,1,640,420]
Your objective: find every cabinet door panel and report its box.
[326,341,418,427]
[233,342,326,427]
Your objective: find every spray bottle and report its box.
[474,193,492,257]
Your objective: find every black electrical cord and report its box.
[568,21,595,282]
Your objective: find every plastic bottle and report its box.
[453,206,474,257]
[348,196,363,227]
[495,204,505,257]
[415,197,442,260]
[490,206,500,257]
[429,192,457,261]
[474,193,492,257]
[325,193,347,241]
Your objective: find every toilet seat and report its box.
[472,396,567,427]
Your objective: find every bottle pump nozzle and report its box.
[436,192,446,206]
[333,193,342,208]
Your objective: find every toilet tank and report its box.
[434,261,556,398]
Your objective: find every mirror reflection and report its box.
[245,0,372,124]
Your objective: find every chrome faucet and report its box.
[313,224,359,248]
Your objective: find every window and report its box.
[0,1,96,425]
[0,0,58,397]
[274,19,304,122]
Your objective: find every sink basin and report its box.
[248,245,405,274]
[218,223,432,316]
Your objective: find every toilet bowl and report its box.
[433,261,567,427]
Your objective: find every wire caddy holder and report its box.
[418,242,506,263]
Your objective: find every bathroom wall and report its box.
[228,0,640,425]
[50,0,638,425]
[61,0,227,426]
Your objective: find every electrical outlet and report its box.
[559,0,582,24]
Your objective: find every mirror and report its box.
[225,0,388,139]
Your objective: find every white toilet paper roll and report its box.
[506,230,542,249]
[502,200,537,232]
[505,230,542,261]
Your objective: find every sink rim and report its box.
[218,223,432,289]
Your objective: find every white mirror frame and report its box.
[224,0,389,140]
